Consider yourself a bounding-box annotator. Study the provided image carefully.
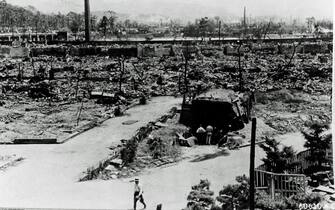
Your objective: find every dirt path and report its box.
[0,95,306,210]
[0,96,181,209]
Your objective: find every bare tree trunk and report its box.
[75,70,79,100]
[76,101,84,126]
[238,42,243,91]
[118,57,125,93]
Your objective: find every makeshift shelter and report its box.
[180,89,251,133]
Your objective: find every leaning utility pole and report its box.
[84,0,90,42]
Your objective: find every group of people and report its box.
[193,123,244,149]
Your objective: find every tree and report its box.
[183,23,199,37]
[306,17,316,33]
[117,56,127,93]
[185,179,215,210]
[67,12,83,40]
[259,137,298,173]
[98,16,108,39]
[217,175,249,210]
[90,15,98,31]
[108,11,117,35]
[214,16,220,27]
[316,20,332,29]
[199,17,215,39]
[301,123,331,173]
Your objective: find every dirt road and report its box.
[0,95,306,210]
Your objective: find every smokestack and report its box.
[84,0,90,42]
[243,6,247,39]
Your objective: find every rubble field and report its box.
[0,42,331,143]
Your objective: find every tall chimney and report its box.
[84,0,90,42]
[243,6,247,39]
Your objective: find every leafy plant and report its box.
[120,138,138,165]
[302,123,331,173]
[255,191,287,210]
[259,137,299,173]
[186,179,215,210]
[217,175,249,210]
[147,137,165,159]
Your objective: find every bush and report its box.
[255,191,324,210]
[120,138,138,165]
[139,95,147,105]
[259,137,299,173]
[210,206,222,210]
[255,191,287,210]
[186,179,215,210]
[217,175,250,210]
[147,137,165,159]
[114,106,123,116]
[286,193,323,209]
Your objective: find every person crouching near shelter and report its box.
[134,178,146,210]
[206,125,213,145]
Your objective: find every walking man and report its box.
[134,178,146,210]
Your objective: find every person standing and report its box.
[134,178,146,210]
[206,125,213,145]
[196,124,206,144]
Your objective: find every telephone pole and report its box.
[84,0,90,42]
[218,20,221,41]
[249,118,256,210]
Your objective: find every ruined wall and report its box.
[0,46,29,58]
[138,45,172,57]
[31,47,67,57]
[0,46,10,57]
[108,47,138,57]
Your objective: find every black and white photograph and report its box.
[0,0,333,209]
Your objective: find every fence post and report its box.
[270,174,275,199]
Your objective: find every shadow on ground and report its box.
[189,149,230,162]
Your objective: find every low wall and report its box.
[0,46,29,58]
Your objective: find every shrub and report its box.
[217,175,249,210]
[186,179,215,210]
[114,106,123,116]
[255,191,287,210]
[210,206,222,210]
[120,138,138,165]
[139,95,147,105]
[286,192,323,209]
[147,137,165,159]
[259,137,299,173]
[301,122,331,174]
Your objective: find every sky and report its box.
[5,0,334,20]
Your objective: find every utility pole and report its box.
[249,118,256,210]
[84,0,90,42]
[218,20,221,41]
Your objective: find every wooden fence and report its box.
[255,169,307,198]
